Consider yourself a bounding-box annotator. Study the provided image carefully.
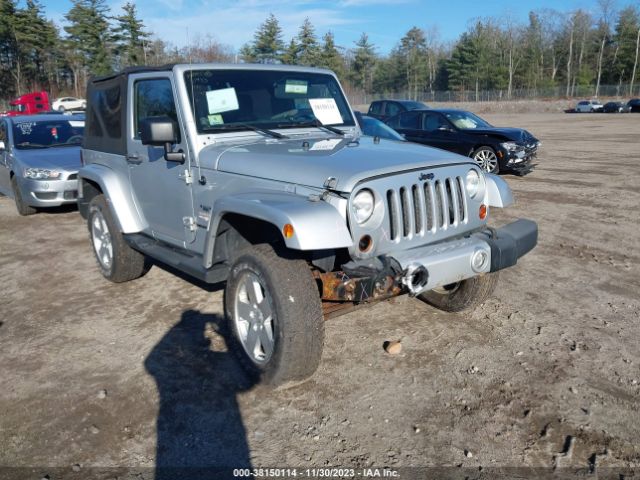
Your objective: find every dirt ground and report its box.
[0,113,639,479]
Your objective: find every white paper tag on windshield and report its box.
[310,139,342,151]
[206,87,239,114]
[309,98,342,125]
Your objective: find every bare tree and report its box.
[631,25,640,95]
[595,0,615,96]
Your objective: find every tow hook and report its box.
[402,264,429,296]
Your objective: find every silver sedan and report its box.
[0,114,84,215]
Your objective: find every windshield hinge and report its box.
[181,168,193,185]
[183,216,196,232]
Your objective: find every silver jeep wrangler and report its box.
[78,64,537,385]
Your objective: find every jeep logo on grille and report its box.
[419,172,434,181]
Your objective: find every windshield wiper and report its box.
[15,142,47,149]
[284,119,345,136]
[49,142,80,147]
[204,123,287,139]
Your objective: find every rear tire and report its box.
[418,272,499,312]
[224,243,324,386]
[88,194,149,283]
[11,176,36,216]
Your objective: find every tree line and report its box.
[1,0,639,103]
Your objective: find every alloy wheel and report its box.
[91,210,113,270]
[473,148,498,173]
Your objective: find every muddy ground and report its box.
[0,113,639,479]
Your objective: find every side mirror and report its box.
[139,116,184,163]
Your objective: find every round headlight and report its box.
[352,189,375,224]
[465,169,481,198]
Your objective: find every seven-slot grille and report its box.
[385,176,467,241]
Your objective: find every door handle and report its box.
[126,153,142,164]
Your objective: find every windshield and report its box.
[12,119,85,148]
[361,116,405,141]
[184,69,355,134]
[443,111,492,130]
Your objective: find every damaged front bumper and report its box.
[316,219,537,303]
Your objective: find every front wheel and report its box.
[88,194,150,283]
[11,176,36,216]
[472,146,500,174]
[224,244,324,386]
[57,105,65,112]
[418,272,499,312]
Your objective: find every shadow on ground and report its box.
[145,309,255,479]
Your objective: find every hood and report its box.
[14,146,82,171]
[466,127,538,143]
[200,135,473,192]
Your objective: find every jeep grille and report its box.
[386,176,466,241]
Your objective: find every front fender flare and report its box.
[204,192,353,268]
[78,164,147,233]
[484,173,514,208]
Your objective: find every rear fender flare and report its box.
[78,164,147,233]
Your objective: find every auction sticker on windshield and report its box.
[309,98,342,125]
[206,87,239,114]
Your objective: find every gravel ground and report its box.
[0,112,639,479]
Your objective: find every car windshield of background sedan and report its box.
[12,119,85,149]
[443,111,492,130]
[183,69,356,134]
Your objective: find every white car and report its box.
[52,97,86,112]
[575,100,603,113]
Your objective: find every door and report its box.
[384,101,402,121]
[422,113,461,153]
[391,111,424,143]
[127,75,195,245]
[0,120,10,193]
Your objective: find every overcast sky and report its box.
[45,0,605,53]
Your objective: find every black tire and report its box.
[87,194,149,283]
[224,243,324,386]
[418,272,499,313]
[58,105,65,112]
[471,146,500,174]
[11,176,36,216]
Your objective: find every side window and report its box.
[369,101,382,115]
[134,78,178,139]
[0,121,7,146]
[398,111,421,129]
[423,113,448,132]
[386,114,400,128]
[386,102,401,117]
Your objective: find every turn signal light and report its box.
[479,204,487,220]
[283,223,294,238]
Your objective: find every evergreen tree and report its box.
[613,6,640,86]
[351,33,376,98]
[296,18,319,66]
[113,2,150,68]
[250,13,284,63]
[281,38,299,65]
[318,32,344,77]
[64,0,113,77]
[0,0,20,95]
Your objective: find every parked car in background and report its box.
[387,109,540,174]
[367,99,429,122]
[52,97,86,112]
[603,101,629,113]
[0,114,84,215]
[627,98,640,112]
[575,100,603,112]
[354,111,406,142]
[1,91,50,117]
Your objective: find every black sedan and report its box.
[386,109,540,174]
[603,101,628,113]
[627,98,640,112]
[367,99,428,122]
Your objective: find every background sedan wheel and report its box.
[11,176,36,216]
[472,146,500,174]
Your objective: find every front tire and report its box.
[224,243,324,386]
[11,176,36,216]
[88,194,149,283]
[472,146,500,174]
[418,272,499,312]
[57,105,65,112]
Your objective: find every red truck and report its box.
[1,91,50,116]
